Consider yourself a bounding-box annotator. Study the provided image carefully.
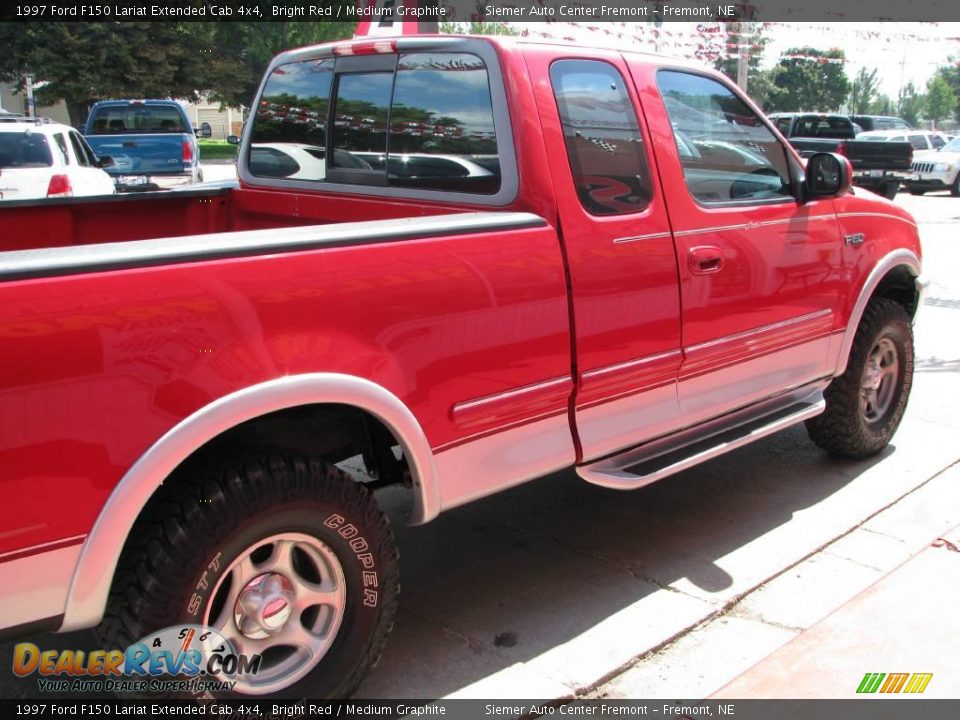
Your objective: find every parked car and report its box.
[248,143,372,179]
[849,115,912,132]
[352,151,496,186]
[857,129,949,152]
[0,116,115,200]
[83,99,202,192]
[903,135,960,195]
[769,112,913,199]
[0,36,926,698]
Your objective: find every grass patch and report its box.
[198,139,238,161]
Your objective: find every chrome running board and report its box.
[577,386,826,491]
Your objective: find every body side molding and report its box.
[60,373,438,633]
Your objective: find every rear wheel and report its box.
[882,181,900,200]
[806,299,913,459]
[97,452,399,698]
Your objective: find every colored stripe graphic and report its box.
[904,673,933,693]
[856,673,884,693]
[857,672,932,694]
[880,673,909,693]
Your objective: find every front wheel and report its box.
[97,453,400,698]
[806,298,914,459]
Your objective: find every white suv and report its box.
[0,116,116,200]
[904,136,960,196]
[856,129,949,151]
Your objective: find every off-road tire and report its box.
[97,452,399,698]
[806,298,913,459]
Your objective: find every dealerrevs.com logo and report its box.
[13,625,261,694]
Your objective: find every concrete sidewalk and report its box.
[594,461,960,701]
[713,524,960,699]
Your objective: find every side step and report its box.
[577,389,826,491]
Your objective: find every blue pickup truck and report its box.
[83,100,202,192]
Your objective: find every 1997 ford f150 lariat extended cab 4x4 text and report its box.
[0,35,926,697]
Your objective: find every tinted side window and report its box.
[250,59,334,180]
[550,60,653,215]
[53,133,70,165]
[68,132,93,167]
[331,72,392,161]
[249,53,501,194]
[907,134,927,149]
[386,53,500,193]
[932,134,946,149]
[657,71,792,204]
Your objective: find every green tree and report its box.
[714,24,767,81]
[868,94,895,115]
[933,65,960,122]
[898,82,925,127]
[925,75,957,127]
[0,22,221,125]
[0,16,354,125]
[204,19,355,109]
[848,67,881,114]
[712,23,776,109]
[772,47,850,112]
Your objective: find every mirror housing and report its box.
[226,135,240,146]
[803,152,852,199]
[96,155,116,169]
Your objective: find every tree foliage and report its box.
[898,82,925,127]
[933,64,960,122]
[0,18,354,125]
[924,75,957,126]
[771,47,850,112]
[712,23,777,110]
[848,67,881,115]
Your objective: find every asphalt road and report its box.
[1,190,958,701]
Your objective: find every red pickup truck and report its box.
[0,36,926,698]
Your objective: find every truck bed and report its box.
[0,185,469,253]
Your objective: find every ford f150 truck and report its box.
[768,112,913,199]
[0,36,926,698]
[83,99,202,192]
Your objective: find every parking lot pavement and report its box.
[1,193,957,701]
[199,162,237,183]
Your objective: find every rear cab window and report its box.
[657,70,793,205]
[242,39,515,205]
[88,104,187,134]
[0,132,53,168]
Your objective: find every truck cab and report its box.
[0,35,925,699]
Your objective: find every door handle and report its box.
[688,246,724,275]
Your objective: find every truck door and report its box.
[526,49,683,462]
[628,64,845,425]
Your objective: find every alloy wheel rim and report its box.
[203,532,346,694]
[860,336,899,423]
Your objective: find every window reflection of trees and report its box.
[250,53,501,192]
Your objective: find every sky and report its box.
[509,22,960,101]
